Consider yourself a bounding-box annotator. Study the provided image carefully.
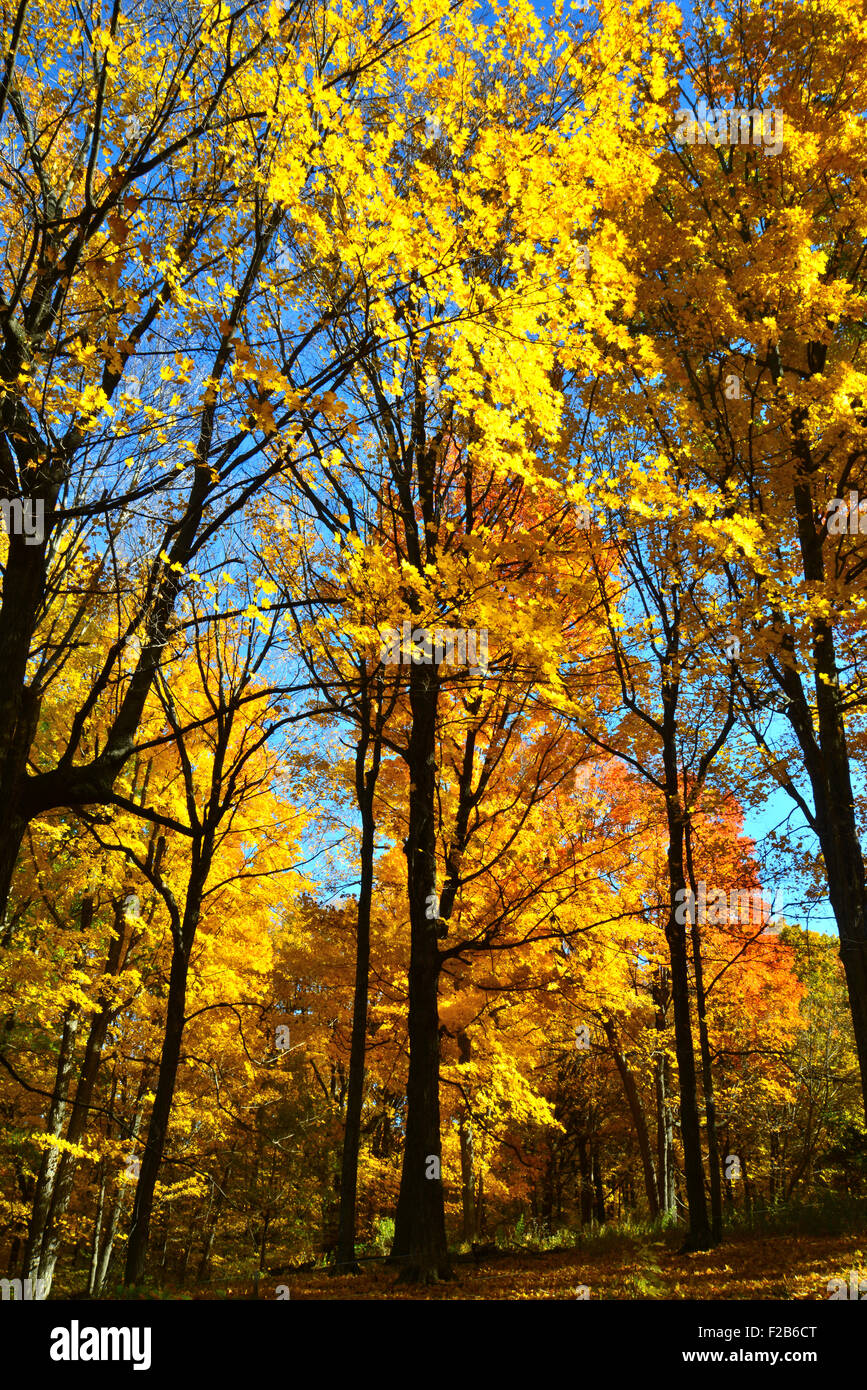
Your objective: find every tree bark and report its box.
[591,1140,605,1224]
[124,937,192,1285]
[775,546,867,1120]
[578,1135,593,1226]
[459,1115,476,1241]
[390,661,451,1283]
[335,698,382,1270]
[685,828,722,1243]
[757,391,867,1118]
[457,1032,477,1242]
[22,895,97,1285]
[195,1156,233,1285]
[23,1005,79,1287]
[660,674,712,1251]
[603,1019,659,1219]
[91,1074,147,1295]
[28,899,127,1293]
[652,968,677,1216]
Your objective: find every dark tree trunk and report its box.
[30,900,126,1293]
[23,1004,80,1285]
[652,969,677,1216]
[763,450,867,1118]
[258,1212,271,1281]
[86,1072,118,1296]
[0,514,51,918]
[335,700,382,1271]
[604,1019,659,1218]
[92,1077,147,1296]
[459,1115,476,1241]
[664,890,711,1249]
[685,829,722,1244]
[476,1167,486,1237]
[390,942,450,1280]
[662,699,712,1251]
[124,938,192,1285]
[591,1140,605,1224]
[196,1157,233,1285]
[578,1136,593,1226]
[741,1150,753,1216]
[457,1030,476,1241]
[390,661,450,1283]
[178,1205,197,1288]
[769,1132,781,1204]
[22,896,96,1285]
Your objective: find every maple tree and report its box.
[591,0,867,1116]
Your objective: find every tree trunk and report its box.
[456,1029,476,1241]
[335,706,381,1270]
[685,830,722,1243]
[459,1114,476,1242]
[390,662,450,1283]
[124,940,191,1285]
[23,1005,80,1286]
[258,1212,271,1282]
[765,458,867,1117]
[22,895,97,1285]
[661,715,712,1250]
[591,1140,605,1224]
[741,1150,753,1217]
[196,1156,233,1285]
[178,1206,197,1288]
[652,969,677,1216]
[0,515,49,919]
[157,1221,170,1287]
[92,1079,147,1296]
[604,1019,659,1218]
[578,1135,593,1225]
[86,1072,117,1297]
[30,900,125,1294]
[87,1166,107,1297]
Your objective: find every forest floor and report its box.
[176,1229,867,1300]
